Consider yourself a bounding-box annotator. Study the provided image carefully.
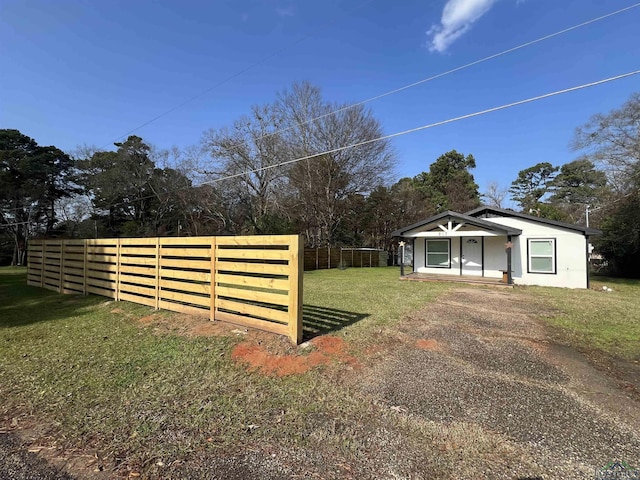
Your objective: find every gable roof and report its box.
[465,206,602,236]
[391,210,522,238]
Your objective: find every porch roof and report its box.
[391,210,522,238]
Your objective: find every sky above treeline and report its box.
[1,0,639,201]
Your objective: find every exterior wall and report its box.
[483,236,507,279]
[484,216,588,288]
[414,237,462,275]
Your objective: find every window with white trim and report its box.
[528,238,556,274]
[426,239,450,268]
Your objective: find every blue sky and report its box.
[1,0,639,204]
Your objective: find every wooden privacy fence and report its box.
[304,247,387,271]
[26,235,303,343]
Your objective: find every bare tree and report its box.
[482,181,508,208]
[573,92,640,193]
[278,82,396,246]
[201,103,290,234]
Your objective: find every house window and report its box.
[426,239,450,268]
[528,239,556,274]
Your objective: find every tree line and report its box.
[1,84,638,276]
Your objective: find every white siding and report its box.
[483,216,588,288]
[483,236,506,279]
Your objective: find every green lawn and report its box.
[0,266,449,476]
[3,264,638,477]
[303,267,451,342]
[525,276,640,359]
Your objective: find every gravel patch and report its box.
[0,432,74,480]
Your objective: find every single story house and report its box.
[391,206,601,289]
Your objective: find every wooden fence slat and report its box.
[119,256,156,266]
[159,269,210,282]
[160,258,211,270]
[120,273,156,286]
[159,279,209,295]
[120,247,157,255]
[160,290,210,308]
[86,286,116,298]
[158,300,209,317]
[119,292,156,307]
[159,236,214,245]
[216,234,294,246]
[87,278,116,290]
[86,246,118,254]
[216,248,289,261]
[216,261,290,276]
[215,273,289,291]
[214,311,289,336]
[86,270,118,281]
[119,284,155,296]
[216,286,289,307]
[119,264,156,275]
[119,238,158,246]
[160,247,212,257]
[216,298,288,323]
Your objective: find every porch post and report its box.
[585,235,590,289]
[506,235,513,285]
[399,240,405,276]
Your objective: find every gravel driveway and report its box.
[361,287,640,479]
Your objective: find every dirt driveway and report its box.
[360,287,640,479]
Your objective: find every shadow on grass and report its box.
[302,304,369,340]
[590,274,640,286]
[0,267,106,328]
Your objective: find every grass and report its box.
[0,266,451,477]
[5,264,637,476]
[524,276,640,359]
[303,267,451,342]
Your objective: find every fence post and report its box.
[155,238,160,310]
[288,235,303,344]
[210,237,217,322]
[115,238,121,301]
[83,240,88,295]
[327,246,331,269]
[59,240,65,294]
[315,247,318,270]
[40,241,45,288]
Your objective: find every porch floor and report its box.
[400,272,513,288]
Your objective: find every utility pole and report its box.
[585,205,590,228]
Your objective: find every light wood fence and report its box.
[27,235,303,343]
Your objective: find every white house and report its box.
[391,206,601,289]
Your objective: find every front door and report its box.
[461,237,482,275]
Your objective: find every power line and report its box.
[99,0,375,149]
[203,70,640,184]
[202,2,640,158]
[69,69,640,215]
[74,2,637,210]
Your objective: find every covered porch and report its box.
[392,211,522,285]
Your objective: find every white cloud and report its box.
[427,0,498,53]
[275,6,295,17]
